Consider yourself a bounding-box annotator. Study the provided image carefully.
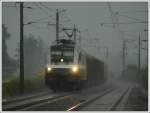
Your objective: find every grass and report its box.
[124,66,148,90]
[140,67,148,90]
[2,75,46,98]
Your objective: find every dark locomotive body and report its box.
[86,55,105,87]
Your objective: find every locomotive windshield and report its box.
[51,45,74,63]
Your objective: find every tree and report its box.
[2,24,17,78]
[125,65,138,81]
[2,24,10,63]
[16,34,46,77]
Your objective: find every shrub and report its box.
[2,75,45,98]
[140,66,148,90]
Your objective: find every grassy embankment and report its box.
[125,65,148,90]
[140,67,148,90]
[2,74,46,98]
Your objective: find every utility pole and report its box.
[106,47,109,60]
[122,40,126,77]
[106,47,109,79]
[20,2,24,94]
[56,9,59,44]
[73,24,77,43]
[138,33,141,76]
[141,39,148,66]
[78,30,81,48]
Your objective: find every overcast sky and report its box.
[2,2,148,76]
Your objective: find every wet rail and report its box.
[21,85,116,111]
[3,92,71,111]
[66,87,115,111]
[68,85,132,111]
[3,91,51,105]
[3,81,132,111]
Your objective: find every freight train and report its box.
[44,38,105,91]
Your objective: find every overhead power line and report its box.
[116,10,148,14]
[39,3,55,11]
[100,21,147,26]
[115,12,146,22]
[34,3,50,15]
[3,5,16,7]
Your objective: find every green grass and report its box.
[2,75,45,98]
[124,65,148,90]
[140,66,148,90]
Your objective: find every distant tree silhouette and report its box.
[2,24,17,78]
[16,34,45,77]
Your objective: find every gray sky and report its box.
[2,2,148,76]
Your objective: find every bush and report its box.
[2,75,45,98]
[140,66,148,90]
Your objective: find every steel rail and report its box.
[3,91,50,105]
[66,87,116,111]
[3,92,70,111]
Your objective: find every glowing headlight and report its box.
[72,66,79,73]
[60,58,64,62]
[47,67,52,72]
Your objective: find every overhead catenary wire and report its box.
[34,3,51,15]
[39,3,55,11]
[2,5,16,7]
[28,15,54,23]
[21,10,50,30]
[23,3,56,28]
[3,2,18,8]
[13,2,52,25]
[33,3,71,25]
[3,2,72,31]
[100,21,147,26]
[116,10,148,14]
[115,12,146,22]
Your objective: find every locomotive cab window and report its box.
[50,45,74,63]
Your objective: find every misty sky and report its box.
[2,2,148,76]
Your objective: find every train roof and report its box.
[52,39,75,45]
[51,39,75,48]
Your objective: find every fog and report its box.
[2,2,148,77]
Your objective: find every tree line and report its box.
[2,24,46,79]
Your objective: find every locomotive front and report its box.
[45,40,83,91]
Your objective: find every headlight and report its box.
[60,58,64,62]
[47,67,52,72]
[72,65,79,73]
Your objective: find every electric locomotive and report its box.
[45,39,87,91]
[45,26,105,91]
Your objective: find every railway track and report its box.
[66,87,115,111]
[69,85,133,111]
[3,81,132,111]
[20,82,116,111]
[3,91,51,105]
[3,92,71,111]
[3,85,114,111]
